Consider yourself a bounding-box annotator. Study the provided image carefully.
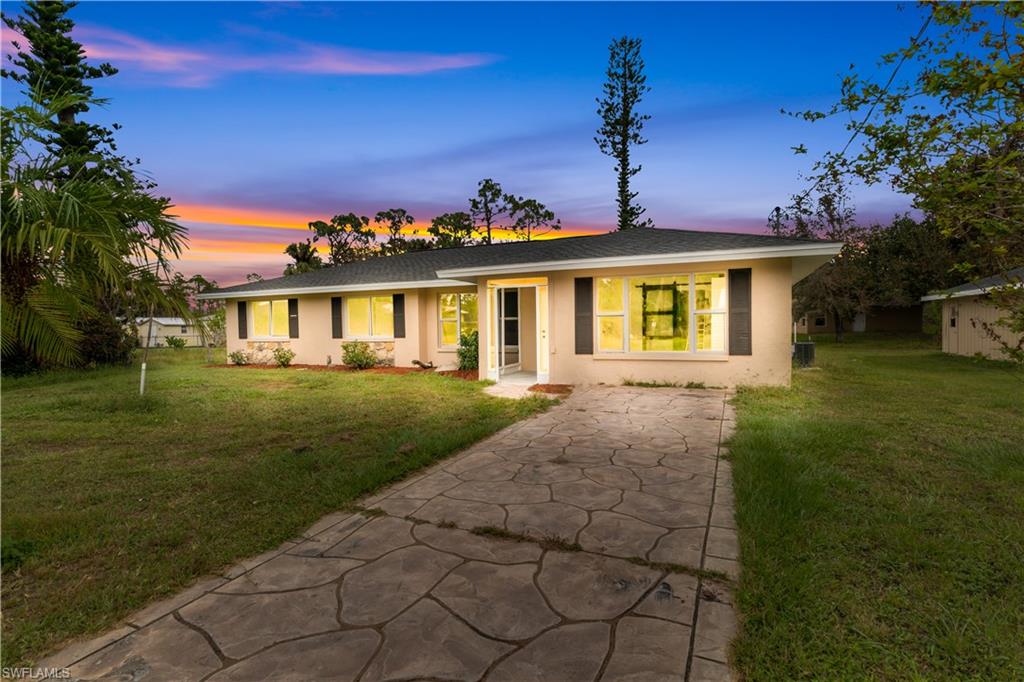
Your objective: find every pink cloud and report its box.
[63,24,496,88]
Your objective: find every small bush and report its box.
[163,335,187,349]
[457,330,479,370]
[272,347,296,367]
[342,341,378,369]
[228,350,249,365]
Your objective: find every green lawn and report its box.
[729,335,1024,679]
[0,350,549,666]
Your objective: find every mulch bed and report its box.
[436,369,479,381]
[529,383,574,396]
[209,364,479,380]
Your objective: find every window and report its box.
[814,316,826,327]
[596,273,727,354]
[596,277,625,351]
[180,326,188,334]
[251,300,289,338]
[694,273,727,352]
[347,296,394,338]
[439,293,478,346]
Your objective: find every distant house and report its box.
[795,304,923,335]
[921,266,1024,359]
[199,228,842,387]
[135,317,205,348]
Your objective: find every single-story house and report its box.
[921,266,1023,359]
[135,317,205,348]
[795,304,923,335]
[199,228,842,387]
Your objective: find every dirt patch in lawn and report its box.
[529,383,574,396]
[436,369,479,381]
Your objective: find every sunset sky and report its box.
[1,2,927,285]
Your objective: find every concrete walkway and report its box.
[48,386,739,681]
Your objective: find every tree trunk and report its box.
[833,311,845,342]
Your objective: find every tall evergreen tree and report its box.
[2,0,118,160]
[469,178,511,244]
[595,36,653,230]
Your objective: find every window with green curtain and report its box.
[628,275,689,352]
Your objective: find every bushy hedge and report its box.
[342,341,378,369]
[228,350,248,365]
[272,347,296,367]
[457,330,479,370]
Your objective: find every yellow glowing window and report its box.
[250,299,289,338]
[347,296,394,338]
[629,276,689,352]
[596,277,625,351]
[694,273,727,353]
[439,292,478,346]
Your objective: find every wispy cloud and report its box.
[5,24,498,88]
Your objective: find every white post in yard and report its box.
[140,309,155,396]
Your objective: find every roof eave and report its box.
[434,243,844,278]
[197,278,475,300]
[921,280,1023,302]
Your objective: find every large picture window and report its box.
[251,300,289,338]
[439,293,478,346]
[347,296,394,338]
[596,273,727,354]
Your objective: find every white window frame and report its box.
[594,272,729,355]
[595,277,627,353]
[250,299,290,340]
[344,295,394,340]
[438,292,478,349]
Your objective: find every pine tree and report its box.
[2,0,118,160]
[595,36,654,230]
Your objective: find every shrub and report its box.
[163,335,187,349]
[77,312,137,366]
[228,350,249,365]
[457,330,479,370]
[272,347,296,367]
[342,341,378,369]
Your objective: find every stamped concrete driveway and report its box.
[51,386,740,681]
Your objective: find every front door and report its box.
[498,288,520,373]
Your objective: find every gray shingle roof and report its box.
[922,266,1024,301]
[211,227,837,296]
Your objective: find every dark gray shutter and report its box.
[237,301,248,339]
[288,298,299,338]
[574,277,594,355]
[331,297,343,338]
[729,268,752,355]
[393,293,406,338]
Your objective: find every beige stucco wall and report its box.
[224,258,796,386]
[942,296,1011,359]
[225,287,476,368]
[475,257,795,387]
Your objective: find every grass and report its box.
[0,349,550,666]
[728,334,1024,679]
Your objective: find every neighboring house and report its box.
[795,304,923,335]
[135,317,205,347]
[921,266,1024,359]
[199,228,841,386]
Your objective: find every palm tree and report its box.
[1,95,189,368]
[283,238,323,275]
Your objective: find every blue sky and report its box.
[1,2,927,283]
